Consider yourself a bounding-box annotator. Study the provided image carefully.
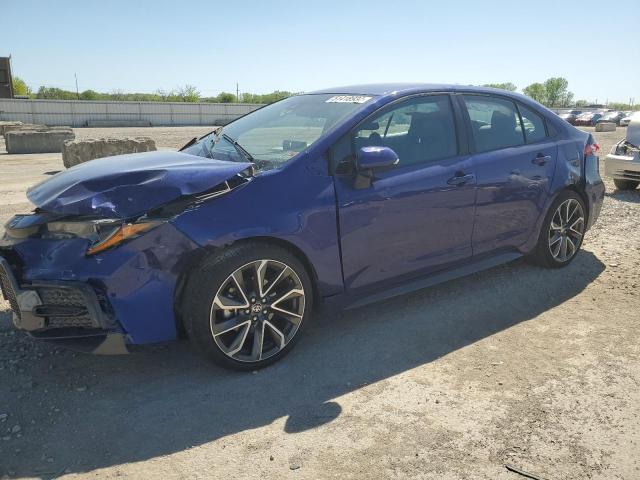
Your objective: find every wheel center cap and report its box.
[251,304,263,314]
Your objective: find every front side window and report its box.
[462,95,525,152]
[348,95,457,169]
[518,104,547,143]
[183,94,373,171]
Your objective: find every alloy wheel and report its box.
[209,259,305,363]
[548,198,584,263]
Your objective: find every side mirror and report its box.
[354,146,399,189]
[356,146,399,171]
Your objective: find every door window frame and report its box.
[454,93,552,154]
[514,102,550,144]
[330,93,467,175]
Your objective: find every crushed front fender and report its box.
[2,222,201,345]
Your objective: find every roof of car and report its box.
[308,83,502,96]
[306,83,563,126]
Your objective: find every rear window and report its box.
[462,95,524,152]
[517,104,547,143]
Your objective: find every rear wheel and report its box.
[183,243,313,370]
[613,179,639,191]
[531,191,586,268]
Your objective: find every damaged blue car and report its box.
[0,84,604,370]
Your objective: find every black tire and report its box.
[182,242,313,371]
[613,179,639,191]
[530,190,586,268]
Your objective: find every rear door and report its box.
[459,94,557,255]
[332,94,477,292]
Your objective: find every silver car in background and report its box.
[606,113,640,190]
[620,112,637,127]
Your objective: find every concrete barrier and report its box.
[0,121,23,136]
[3,124,49,135]
[62,137,157,168]
[596,122,616,132]
[5,129,75,154]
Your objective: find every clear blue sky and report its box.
[2,0,638,103]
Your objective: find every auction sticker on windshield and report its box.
[325,95,372,103]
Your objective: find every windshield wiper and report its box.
[221,133,255,164]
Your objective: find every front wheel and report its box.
[183,243,313,370]
[613,179,639,191]
[530,191,586,268]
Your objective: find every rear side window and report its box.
[518,104,547,143]
[462,95,525,152]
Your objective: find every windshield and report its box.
[182,93,373,171]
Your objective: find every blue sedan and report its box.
[0,84,605,369]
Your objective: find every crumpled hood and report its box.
[27,151,252,218]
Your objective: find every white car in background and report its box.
[619,112,638,127]
[606,113,640,190]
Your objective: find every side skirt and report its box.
[323,251,523,311]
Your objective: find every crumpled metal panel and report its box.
[27,151,252,218]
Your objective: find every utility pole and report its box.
[75,73,79,99]
[236,83,239,102]
[8,54,14,98]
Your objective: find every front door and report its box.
[333,94,477,293]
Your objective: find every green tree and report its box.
[216,92,237,103]
[574,99,589,107]
[543,77,572,108]
[36,86,76,100]
[561,91,574,108]
[12,76,32,96]
[608,102,633,111]
[177,84,200,102]
[155,89,169,101]
[523,83,547,104]
[80,89,100,100]
[240,90,292,104]
[109,89,127,101]
[482,82,517,92]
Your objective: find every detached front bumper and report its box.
[0,257,127,354]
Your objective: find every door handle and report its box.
[532,154,551,166]
[447,173,475,186]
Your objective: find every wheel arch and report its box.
[525,183,589,256]
[172,236,321,337]
[561,183,590,225]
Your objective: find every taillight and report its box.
[584,143,600,156]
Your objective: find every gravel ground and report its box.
[0,126,638,480]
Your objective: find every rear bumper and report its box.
[584,154,605,230]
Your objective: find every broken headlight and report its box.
[85,220,162,255]
[43,219,162,256]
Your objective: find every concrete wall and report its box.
[0,99,264,127]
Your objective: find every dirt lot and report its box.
[0,126,638,480]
